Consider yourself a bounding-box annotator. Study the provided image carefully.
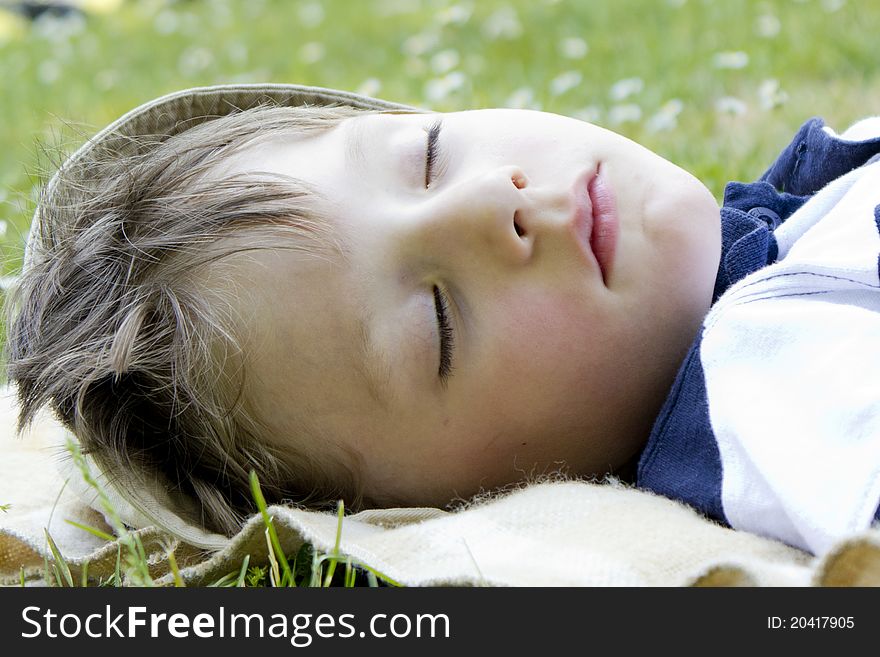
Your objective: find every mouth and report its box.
[572,164,619,285]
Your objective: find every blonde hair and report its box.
[6,103,371,535]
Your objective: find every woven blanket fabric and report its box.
[2,386,879,587]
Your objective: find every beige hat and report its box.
[27,82,418,266]
[27,84,420,549]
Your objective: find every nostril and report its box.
[513,210,525,237]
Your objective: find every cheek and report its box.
[487,284,643,440]
[642,178,720,323]
[489,289,595,390]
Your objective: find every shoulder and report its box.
[761,116,880,195]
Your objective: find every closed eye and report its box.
[433,285,455,383]
[425,118,444,188]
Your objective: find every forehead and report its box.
[224,110,432,187]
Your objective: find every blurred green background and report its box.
[1,0,879,294]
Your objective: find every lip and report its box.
[571,164,619,285]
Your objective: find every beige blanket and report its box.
[2,386,879,587]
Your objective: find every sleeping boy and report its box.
[7,84,880,555]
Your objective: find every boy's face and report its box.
[221,109,721,506]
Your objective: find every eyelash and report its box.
[433,285,455,383]
[425,119,443,188]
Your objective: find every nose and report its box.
[417,165,535,267]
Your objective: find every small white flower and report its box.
[424,71,466,103]
[226,42,248,67]
[715,96,748,115]
[755,13,781,38]
[178,46,214,76]
[713,51,749,70]
[377,0,421,16]
[608,104,643,126]
[153,9,179,35]
[482,6,522,41]
[208,1,233,29]
[573,105,602,124]
[38,60,61,85]
[504,86,541,110]
[299,41,325,64]
[646,99,684,133]
[757,78,788,110]
[559,37,588,60]
[662,98,684,115]
[609,77,644,102]
[549,70,582,96]
[94,69,118,91]
[436,3,473,26]
[356,77,382,97]
[402,31,439,57]
[33,10,86,41]
[646,114,676,133]
[430,49,460,75]
[298,1,325,28]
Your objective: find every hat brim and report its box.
[85,83,418,145]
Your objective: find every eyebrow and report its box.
[345,116,369,176]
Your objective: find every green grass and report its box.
[2,0,879,585]
[35,438,397,587]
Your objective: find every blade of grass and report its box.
[113,544,122,588]
[322,500,345,587]
[314,552,401,588]
[44,529,73,587]
[81,560,89,587]
[236,554,250,588]
[43,552,51,586]
[345,558,355,587]
[167,548,184,587]
[64,519,114,542]
[207,571,238,587]
[460,538,487,586]
[265,527,280,587]
[249,470,292,585]
[309,544,322,587]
